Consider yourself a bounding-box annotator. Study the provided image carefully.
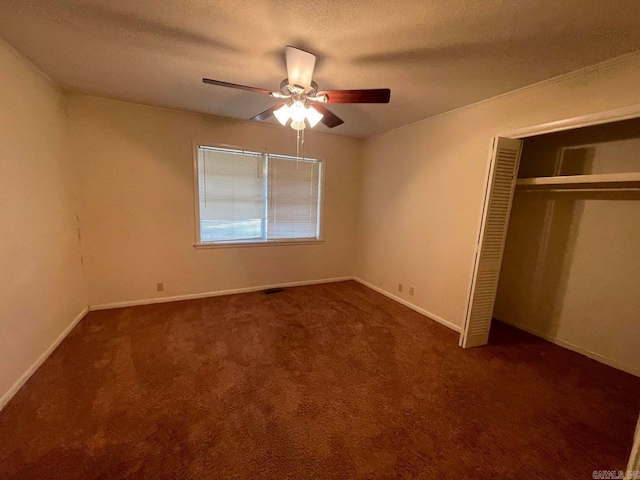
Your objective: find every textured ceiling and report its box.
[1,0,640,137]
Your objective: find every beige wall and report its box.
[67,96,361,306]
[495,121,640,375]
[356,51,640,334]
[0,41,86,404]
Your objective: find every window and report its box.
[195,145,322,245]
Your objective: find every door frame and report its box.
[462,102,640,346]
[499,103,640,139]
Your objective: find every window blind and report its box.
[267,155,320,239]
[198,148,265,242]
[196,146,321,244]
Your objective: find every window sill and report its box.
[194,239,325,249]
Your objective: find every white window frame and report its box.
[192,141,325,249]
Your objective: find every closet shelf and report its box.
[516,172,640,191]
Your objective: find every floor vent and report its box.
[264,288,284,295]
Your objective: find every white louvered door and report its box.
[461,137,523,348]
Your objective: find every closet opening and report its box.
[462,115,640,377]
[495,117,640,374]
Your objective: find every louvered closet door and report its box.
[461,137,523,348]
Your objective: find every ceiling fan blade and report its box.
[250,103,285,122]
[202,78,273,95]
[318,89,391,104]
[285,46,316,89]
[311,104,344,128]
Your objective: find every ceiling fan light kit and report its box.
[273,104,290,125]
[273,101,324,130]
[203,46,391,153]
[305,106,323,128]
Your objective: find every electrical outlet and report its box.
[398,283,403,292]
[156,282,164,292]
[409,287,415,296]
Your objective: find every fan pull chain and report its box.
[299,129,306,168]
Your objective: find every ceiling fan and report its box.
[202,46,391,131]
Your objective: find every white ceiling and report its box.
[1,0,640,138]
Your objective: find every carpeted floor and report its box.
[0,281,638,479]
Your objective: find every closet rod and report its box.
[516,172,640,187]
[519,187,640,193]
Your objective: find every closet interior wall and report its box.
[494,118,640,375]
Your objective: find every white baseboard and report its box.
[0,306,89,411]
[89,276,464,336]
[495,317,640,377]
[88,276,355,311]
[353,277,462,333]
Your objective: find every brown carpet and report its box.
[0,281,638,479]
